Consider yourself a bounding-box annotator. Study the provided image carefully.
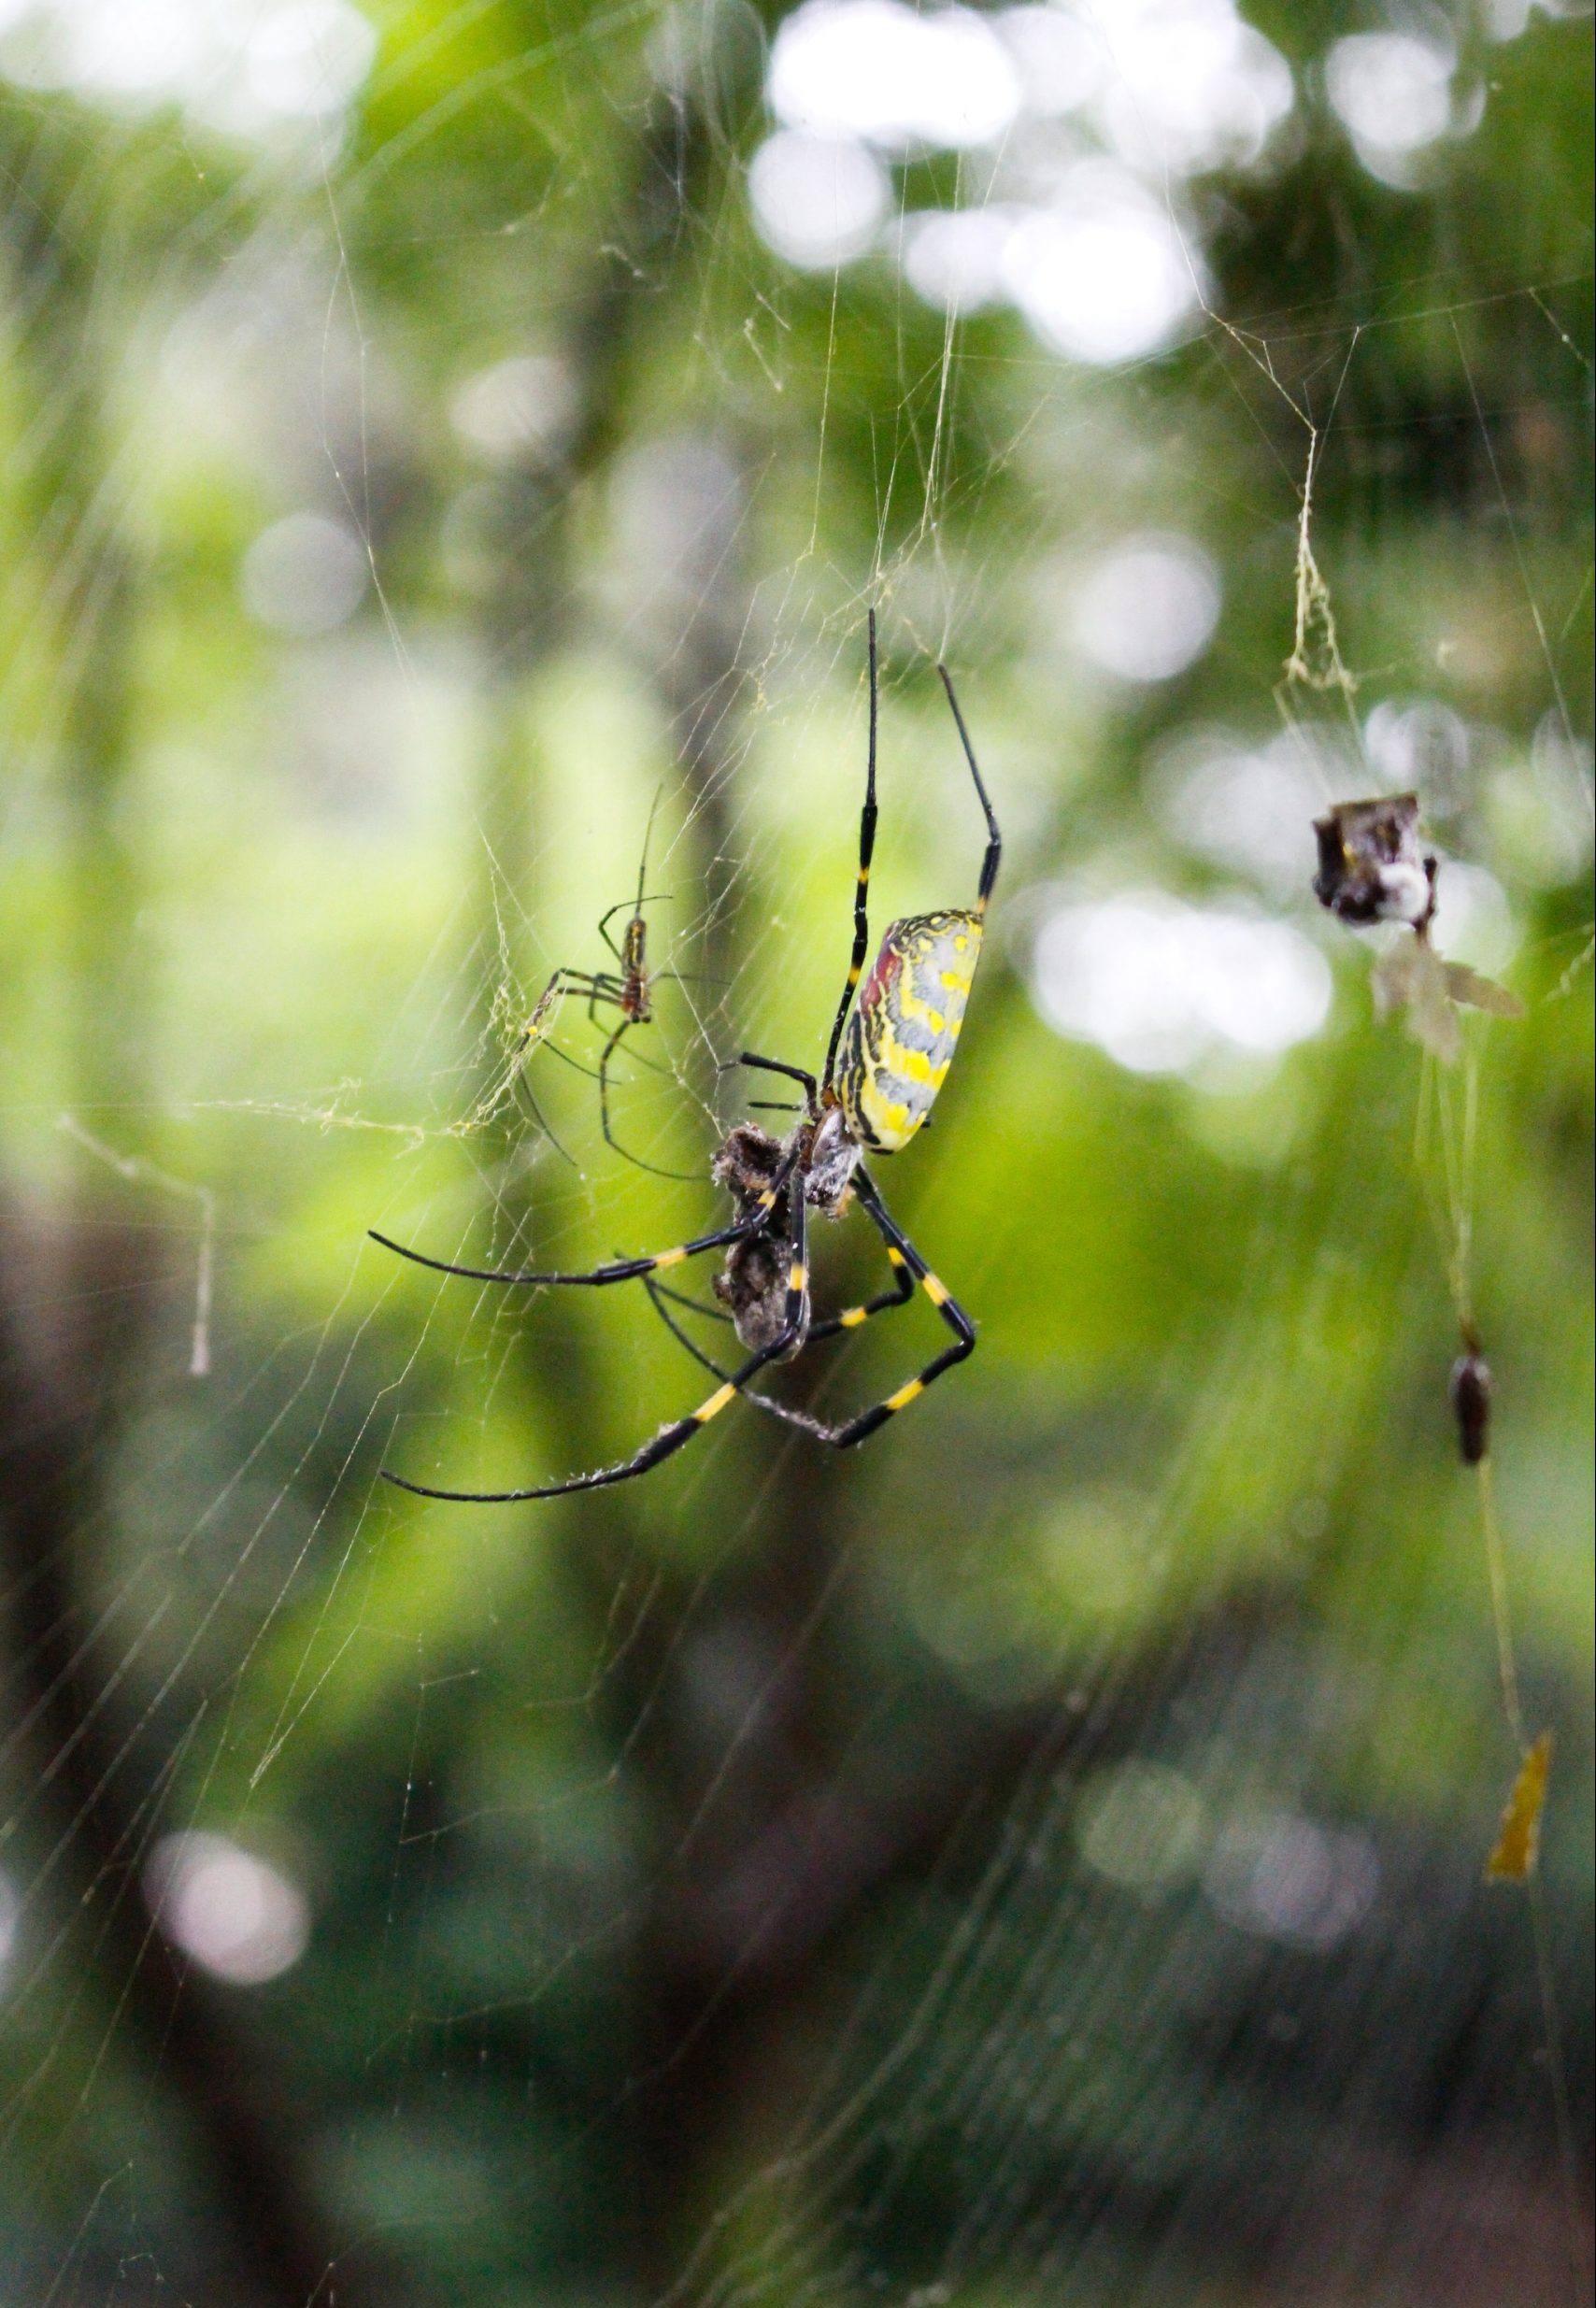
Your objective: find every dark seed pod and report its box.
[1312,793,1436,929]
[1450,1350,1491,1465]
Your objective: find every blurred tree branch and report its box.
[0,1215,399,2306]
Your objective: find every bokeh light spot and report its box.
[1326,32,1456,189]
[450,355,576,464]
[1031,890,1332,1076]
[1091,0,1293,175]
[1070,533,1220,683]
[241,512,370,635]
[769,0,1021,150]
[748,130,891,269]
[1430,861,1518,976]
[1003,166,1202,365]
[1076,1761,1209,1890]
[1152,726,1330,899]
[145,1833,310,1986]
[1205,1811,1379,1948]
[0,0,377,136]
[902,207,1016,314]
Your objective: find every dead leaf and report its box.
[1372,939,1420,1021]
[1443,962,1526,1019]
[1486,1731,1553,1883]
[1404,940,1462,1062]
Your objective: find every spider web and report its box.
[0,2,1590,2304]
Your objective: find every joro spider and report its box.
[510,788,691,1178]
[373,612,999,1503]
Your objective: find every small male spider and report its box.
[373,611,999,1503]
[510,787,691,1177]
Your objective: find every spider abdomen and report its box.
[835,907,983,1153]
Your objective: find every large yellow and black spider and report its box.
[372,612,1000,1503]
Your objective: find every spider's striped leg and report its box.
[790,1167,974,1450]
[381,1178,812,1503]
[822,608,880,1094]
[640,1234,916,1440]
[804,1236,915,1342]
[643,1223,914,1345]
[367,1147,796,1289]
[639,1275,826,1439]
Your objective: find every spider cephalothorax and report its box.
[372,610,1000,1503]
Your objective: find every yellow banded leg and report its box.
[805,1242,914,1343]
[641,1232,914,1443]
[822,610,881,1094]
[367,1146,802,1292]
[380,1186,813,1503]
[797,1168,976,1451]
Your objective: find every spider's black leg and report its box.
[639,1274,840,1439]
[822,607,880,1094]
[381,1182,811,1502]
[804,1235,915,1341]
[643,1275,735,1325]
[524,967,619,1024]
[936,662,1001,918]
[518,1037,604,1089]
[504,970,621,1152]
[504,1076,577,1167]
[596,1016,631,1143]
[596,783,669,962]
[368,1147,796,1289]
[524,964,623,1057]
[581,975,628,1028]
[780,1167,974,1449]
[722,1051,819,1103]
[595,896,672,960]
[594,1017,699,1184]
[640,1233,917,1439]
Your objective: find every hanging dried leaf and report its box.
[1312,796,1525,1063]
[1370,938,1420,1021]
[1371,937,1462,1061]
[1442,962,1526,1019]
[1449,1349,1491,1464]
[1367,941,1525,1062]
[1485,1731,1553,1883]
